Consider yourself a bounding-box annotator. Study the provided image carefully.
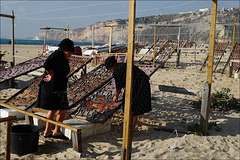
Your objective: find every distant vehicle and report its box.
[82,49,98,56]
[82,43,127,56]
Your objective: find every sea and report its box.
[0,38,105,46]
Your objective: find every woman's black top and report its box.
[36,49,70,110]
[113,63,152,116]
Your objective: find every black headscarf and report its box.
[59,38,74,52]
[104,56,117,70]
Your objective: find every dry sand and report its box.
[0,45,239,159]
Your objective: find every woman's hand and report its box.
[44,70,54,82]
[43,75,52,82]
[113,96,118,103]
[113,89,121,103]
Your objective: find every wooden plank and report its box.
[0,103,80,132]
[0,116,17,123]
[0,13,15,19]
[122,0,136,159]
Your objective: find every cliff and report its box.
[37,8,240,44]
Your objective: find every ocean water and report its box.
[0,38,104,46]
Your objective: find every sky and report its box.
[1,0,239,39]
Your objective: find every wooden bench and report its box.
[0,103,82,157]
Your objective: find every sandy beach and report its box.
[0,44,239,159]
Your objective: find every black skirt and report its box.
[121,76,152,116]
[36,80,69,110]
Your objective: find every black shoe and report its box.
[52,134,69,140]
[44,134,53,138]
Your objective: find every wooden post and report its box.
[43,28,48,53]
[92,25,95,48]
[176,26,181,66]
[6,120,12,160]
[11,11,15,67]
[153,26,156,65]
[176,49,181,66]
[231,18,236,51]
[227,61,233,78]
[122,0,136,160]
[72,129,82,153]
[25,109,34,124]
[200,0,217,135]
[200,81,210,134]
[109,27,113,53]
[0,116,17,160]
[10,11,15,87]
[67,24,69,38]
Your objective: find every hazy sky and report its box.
[1,0,239,39]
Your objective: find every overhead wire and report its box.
[1,1,25,6]
[17,1,123,16]
[16,1,194,21]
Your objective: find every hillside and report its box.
[37,8,240,44]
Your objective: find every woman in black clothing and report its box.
[104,56,152,131]
[37,38,74,140]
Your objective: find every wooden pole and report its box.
[0,116,17,160]
[92,25,95,48]
[67,24,69,38]
[176,26,181,66]
[10,11,15,87]
[6,120,13,160]
[122,0,136,159]
[11,11,15,67]
[153,26,156,65]
[109,27,113,53]
[43,28,47,53]
[121,26,124,44]
[200,0,217,135]
[231,18,236,51]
